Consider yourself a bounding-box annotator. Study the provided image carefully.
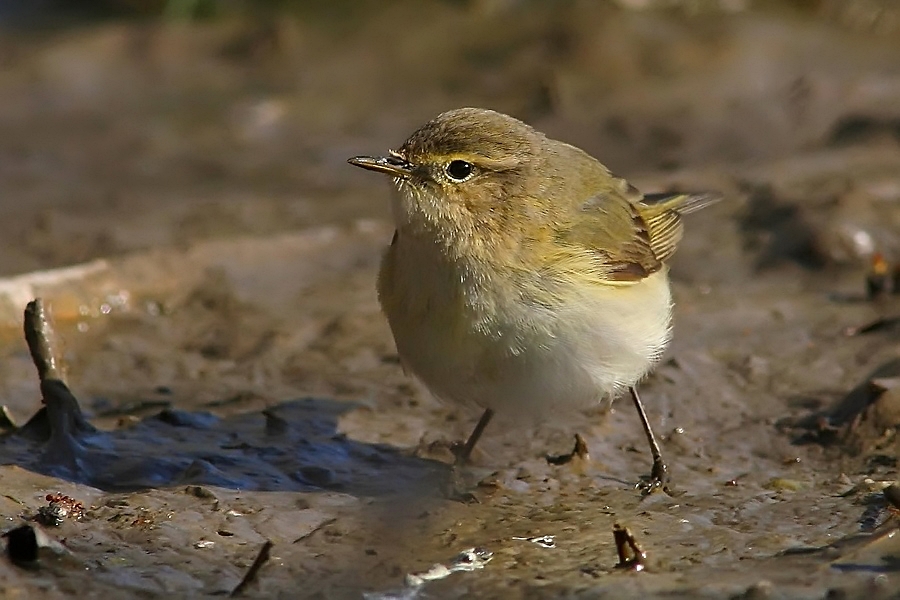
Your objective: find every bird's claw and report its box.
[441,464,480,503]
[635,460,670,495]
[449,441,470,466]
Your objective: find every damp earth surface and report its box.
[0,2,900,598]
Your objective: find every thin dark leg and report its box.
[455,408,495,465]
[628,386,669,490]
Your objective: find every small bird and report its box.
[349,108,719,490]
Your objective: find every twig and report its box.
[546,433,590,465]
[613,524,646,572]
[23,299,66,383]
[18,298,94,470]
[230,540,273,597]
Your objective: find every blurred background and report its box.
[1,0,899,277]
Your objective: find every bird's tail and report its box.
[635,191,723,264]
[641,192,723,215]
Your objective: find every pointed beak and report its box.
[348,154,414,178]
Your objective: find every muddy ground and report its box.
[1,1,900,598]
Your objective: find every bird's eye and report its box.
[445,160,475,181]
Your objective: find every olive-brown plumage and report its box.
[349,107,719,489]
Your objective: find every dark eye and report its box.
[445,160,474,181]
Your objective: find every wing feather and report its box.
[560,189,721,282]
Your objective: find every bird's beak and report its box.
[348,154,413,178]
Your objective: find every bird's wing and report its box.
[561,188,721,283]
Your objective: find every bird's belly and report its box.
[379,245,673,418]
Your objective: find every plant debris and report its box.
[230,540,273,597]
[613,524,647,572]
[36,493,85,527]
[546,433,590,465]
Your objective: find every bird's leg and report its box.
[628,386,669,492]
[453,408,495,466]
[442,408,496,502]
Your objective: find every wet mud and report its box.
[1,2,900,598]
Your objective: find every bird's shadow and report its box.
[0,379,448,496]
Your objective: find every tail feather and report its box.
[641,191,723,215]
[637,191,723,263]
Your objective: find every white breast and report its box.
[378,235,673,419]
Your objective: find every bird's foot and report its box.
[448,441,471,466]
[441,464,480,503]
[635,459,670,495]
